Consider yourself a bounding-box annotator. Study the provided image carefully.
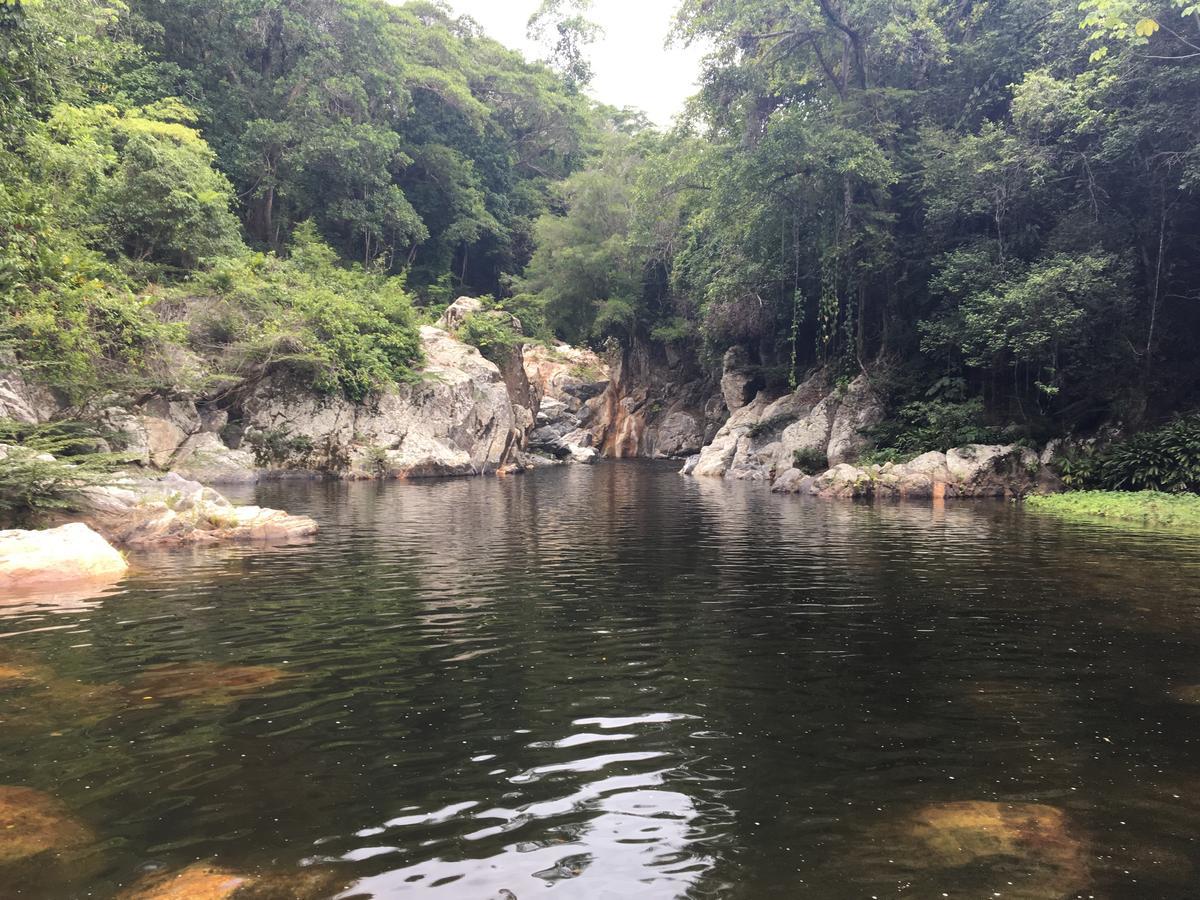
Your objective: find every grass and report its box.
[1024,491,1200,532]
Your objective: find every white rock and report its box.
[0,523,127,587]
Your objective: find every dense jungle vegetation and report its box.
[1,0,1198,468]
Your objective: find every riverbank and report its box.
[1025,491,1200,532]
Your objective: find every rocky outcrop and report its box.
[0,364,59,425]
[772,444,1045,499]
[236,324,525,479]
[65,472,318,545]
[523,343,610,463]
[689,369,883,480]
[524,338,723,462]
[0,523,127,588]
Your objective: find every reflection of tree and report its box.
[2,466,1199,896]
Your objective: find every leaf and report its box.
[1134,17,1160,35]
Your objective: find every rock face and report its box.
[690,369,883,480]
[524,339,723,461]
[522,342,610,464]
[0,523,128,588]
[772,444,1044,499]
[68,472,318,545]
[0,364,59,425]
[237,325,524,478]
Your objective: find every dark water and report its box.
[3,461,1200,899]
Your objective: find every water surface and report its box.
[3,461,1200,898]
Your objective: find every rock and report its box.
[0,785,93,869]
[825,376,885,464]
[240,325,522,478]
[117,862,348,900]
[0,523,128,588]
[69,472,317,546]
[689,370,885,480]
[437,295,484,331]
[719,346,757,412]
[678,454,701,476]
[0,366,59,424]
[770,468,813,494]
[904,801,1087,897]
[652,410,706,458]
[171,433,259,484]
[130,662,293,706]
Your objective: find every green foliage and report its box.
[792,447,829,475]
[31,101,242,269]
[868,379,1008,454]
[1026,491,1200,532]
[188,224,423,402]
[0,180,177,398]
[456,312,524,364]
[0,420,126,524]
[244,427,315,468]
[1057,417,1200,493]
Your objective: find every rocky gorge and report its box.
[0,297,1065,591]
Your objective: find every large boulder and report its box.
[771,443,1045,499]
[688,371,882,480]
[240,325,524,478]
[719,346,758,413]
[0,523,127,587]
[437,295,484,331]
[68,473,317,545]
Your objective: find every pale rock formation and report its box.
[239,325,524,478]
[67,472,317,545]
[0,523,127,587]
[689,370,883,480]
[771,444,1045,499]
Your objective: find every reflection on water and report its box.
[2,461,1200,898]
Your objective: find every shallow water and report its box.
[3,461,1200,898]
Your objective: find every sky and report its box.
[442,0,705,127]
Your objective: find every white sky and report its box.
[443,0,704,127]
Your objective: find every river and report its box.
[3,461,1200,898]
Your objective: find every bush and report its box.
[0,420,125,525]
[188,223,423,402]
[456,311,523,364]
[867,377,1008,454]
[792,447,829,474]
[1057,416,1200,493]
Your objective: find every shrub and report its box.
[792,447,829,474]
[0,420,125,525]
[187,223,423,402]
[1057,416,1200,493]
[456,311,523,364]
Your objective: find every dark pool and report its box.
[3,460,1200,898]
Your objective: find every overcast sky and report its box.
[442,0,704,127]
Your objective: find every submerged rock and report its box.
[119,863,248,899]
[118,862,348,900]
[0,523,128,588]
[0,785,93,868]
[129,662,293,705]
[904,800,1087,897]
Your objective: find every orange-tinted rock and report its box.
[118,863,248,900]
[0,786,93,868]
[905,800,1087,897]
[130,662,292,705]
[118,863,348,900]
[1170,684,1200,704]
